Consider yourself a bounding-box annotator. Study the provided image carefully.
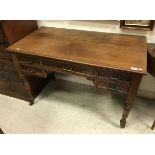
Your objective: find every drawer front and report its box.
[0,59,16,73]
[17,54,40,66]
[98,68,132,83]
[20,65,45,77]
[42,58,64,70]
[0,50,11,60]
[71,64,95,77]
[97,78,129,95]
[42,58,95,77]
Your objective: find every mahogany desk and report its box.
[7,27,147,128]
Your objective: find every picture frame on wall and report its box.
[120,20,154,30]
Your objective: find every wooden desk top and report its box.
[7,27,147,74]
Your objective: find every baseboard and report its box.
[137,90,155,100]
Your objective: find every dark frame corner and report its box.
[120,20,154,31]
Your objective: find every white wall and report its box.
[38,20,155,99]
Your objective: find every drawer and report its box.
[42,58,64,70]
[97,78,129,95]
[71,64,95,77]
[0,50,11,60]
[20,65,45,78]
[0,59,16,73]
[17,54,40,66]
[42,58,72,74]
[98,68,132,82]
[42,58,95,77]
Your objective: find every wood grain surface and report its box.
[7,27,147,74]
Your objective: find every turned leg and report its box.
[120,103,132,128]
[120,73,142,128]
[151,119,155,130]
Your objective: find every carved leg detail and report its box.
[120,104,131,128]
[120,74,142,128]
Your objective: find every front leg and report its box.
[120,73,142,128]
[120,104,132,128]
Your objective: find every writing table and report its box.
[7,27,147,128]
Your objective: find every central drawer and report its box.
[42,58,63,70]
[42,58,95,77]
[71,64,95,76]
